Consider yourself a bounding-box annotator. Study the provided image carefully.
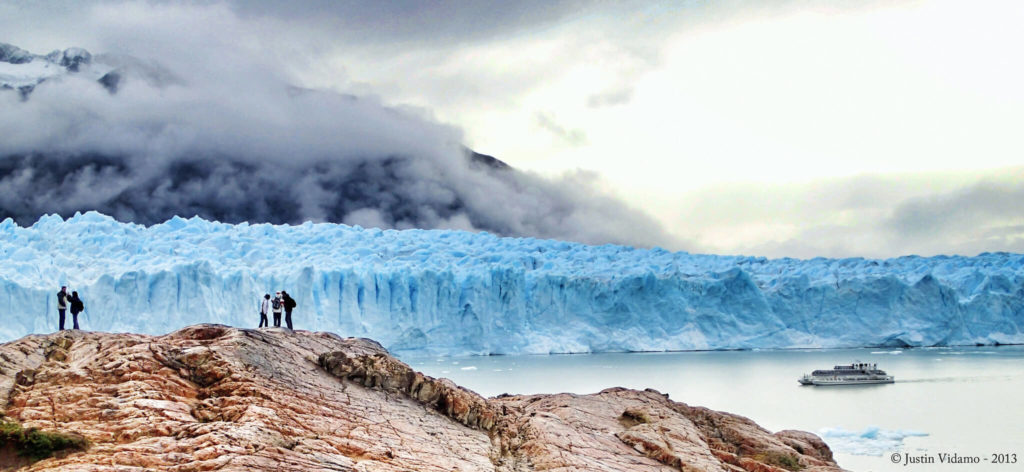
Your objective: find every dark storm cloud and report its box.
[0,2,675,248]
[230,0,603,47]
[224,0,679,119]
[227,0,884,46]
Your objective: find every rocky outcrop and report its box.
[0,325,844,471]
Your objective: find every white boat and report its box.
[798,362,894,386]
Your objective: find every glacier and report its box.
[1,212,1023,355]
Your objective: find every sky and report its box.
[2,0,1023,258]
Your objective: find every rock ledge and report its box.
[0,325,843,471]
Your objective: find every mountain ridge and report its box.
[1,41,673,249]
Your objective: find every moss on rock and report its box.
[0,419,88,461]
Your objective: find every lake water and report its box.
[401,345,1024,471]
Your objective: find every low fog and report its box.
[0,3,673,248]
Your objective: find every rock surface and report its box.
[0,325,844,471]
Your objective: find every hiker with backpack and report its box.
[69,291,85,330]
[259,294,271,328]
[272,292,284,327]
[281,291,296,330]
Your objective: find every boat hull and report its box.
[801,377,894,386]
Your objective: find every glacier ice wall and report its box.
[1,212,1022,355]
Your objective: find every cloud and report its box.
[535,112,588,146]
[0,2,676,249]
[587,86,634,108]
[230,0,606,47]
[674,169,1024,258]
[262,0,678,159]
[887,179,1024,237]
[881,175,1024,255]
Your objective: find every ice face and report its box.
[1,212,1022,355]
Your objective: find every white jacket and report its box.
[260,298,270,315]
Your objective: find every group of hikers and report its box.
[55,286,298,331]
[258,291,297,329]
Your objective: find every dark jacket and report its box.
[70,294,84,315]
[283,293,296,311]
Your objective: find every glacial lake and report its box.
[401,345,1024,471]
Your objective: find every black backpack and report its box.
[272,298,281,309]
[285,296,296,310]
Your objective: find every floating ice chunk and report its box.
[820,426,929,456]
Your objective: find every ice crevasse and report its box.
[1,212,1022,355]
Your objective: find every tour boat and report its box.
[798,362,894,386]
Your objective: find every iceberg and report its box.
[819,427,929,456]
[1,212,1022,355]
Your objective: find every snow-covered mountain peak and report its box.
[58,47,93,71]
[0,43,113,95]
[0,42,33,64]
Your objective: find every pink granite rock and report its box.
[0,325,844,471]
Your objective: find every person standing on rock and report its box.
[272,292,283,327]
[56,286,70,330]
[259,294,271,328]
[282,291,296,330]
[69,291,85,330]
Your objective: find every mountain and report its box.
[0,42,103,97]
[0,42,672,248]
[0,40,512,227]
[1,212,1021,354]
[0,325,842,471]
